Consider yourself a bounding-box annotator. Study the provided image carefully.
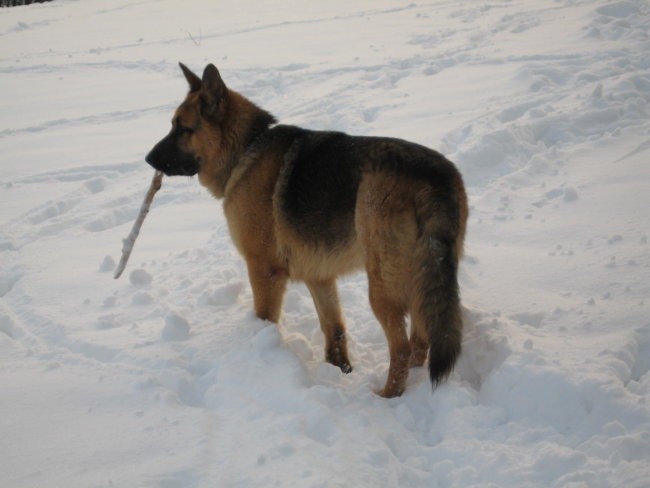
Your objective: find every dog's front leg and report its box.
[245,258,288,323]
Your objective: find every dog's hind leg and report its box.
[367,269,410,398]
[356,173,422,396]
[246,259,289,323]
[306,279,352,373]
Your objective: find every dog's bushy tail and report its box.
[412,175,467,388]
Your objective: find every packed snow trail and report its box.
[1,1,649,487]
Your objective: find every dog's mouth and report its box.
[145,153,199,177]
[145,136,200,177]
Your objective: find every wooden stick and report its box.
[114,170,163,279]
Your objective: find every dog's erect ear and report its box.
[179,62,202,93]
[200,64,227,120]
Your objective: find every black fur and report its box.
[278,129,363,247]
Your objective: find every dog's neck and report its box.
[243,105,276,152]
[200,91,276,199]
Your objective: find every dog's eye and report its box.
[172,117,194,136]
[174,124,194,136]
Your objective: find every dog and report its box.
[146,63,468,397]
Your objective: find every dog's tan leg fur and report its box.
[246,259,288,323]
[306,280,352,373]
[368,274,410,398]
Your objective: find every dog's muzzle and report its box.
[145,134,200,177]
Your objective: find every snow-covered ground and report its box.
[1,0,649,486]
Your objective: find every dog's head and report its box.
[145,63,230,178]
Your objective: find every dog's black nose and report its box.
[145,146,164,172]
[145,150,154,166]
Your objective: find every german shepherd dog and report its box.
[146,63,468,397]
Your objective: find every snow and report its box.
[1,0,649,486]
